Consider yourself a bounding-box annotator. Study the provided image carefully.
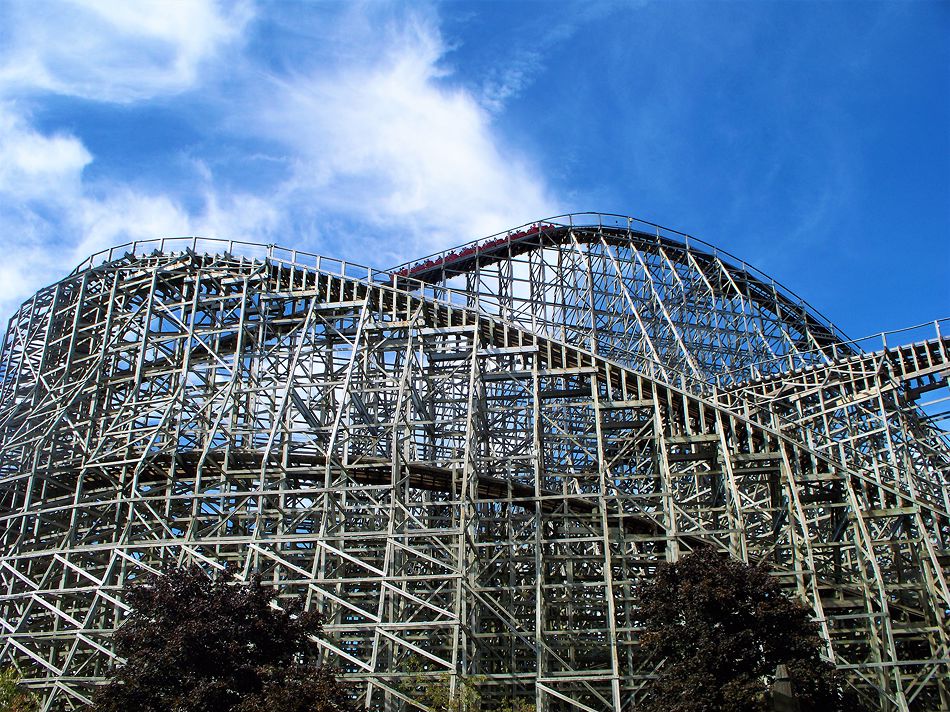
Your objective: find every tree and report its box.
[0,668,38,712]
[89,565,351,712]
[398,656,482,712]
[396,656,534,712]
[635,547,863,712]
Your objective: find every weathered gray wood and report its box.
[0,217,947,712]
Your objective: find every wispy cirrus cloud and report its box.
[257,14,557,260]
[0,0,253,102]
[0,1,560,321]
[0,105,280,317]
[0,0,261,317]
[0,105,92,200]
[0,105,91,311]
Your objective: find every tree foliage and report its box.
[401,672,481,712]
[495,697,536,712]
[398,657,482,712]
[89,566,351,712]
[0,668,38,712]
[398,658,533,712]
[636,548,863,712]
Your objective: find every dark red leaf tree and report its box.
[89,566,351,712]
[635,547,864,712]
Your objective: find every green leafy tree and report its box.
[398,658,483,712]
[0,668,38,712]
[496,697,535,712]
[89,565,351,712]
[636,547,863,712]
[397,656,535,712]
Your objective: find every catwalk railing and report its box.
[58,236,950,517]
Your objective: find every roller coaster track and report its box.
[392,214,950,526]
[1,218,948,711]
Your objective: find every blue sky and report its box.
[0,0,947,338]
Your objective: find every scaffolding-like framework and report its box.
[1,213,948,711]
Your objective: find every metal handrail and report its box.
[20,234,950,515]
[384,212,851,345]
[70,211,850,350]
[65,233,950,394]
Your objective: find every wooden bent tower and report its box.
[1,214,948,711]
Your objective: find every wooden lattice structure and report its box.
[1,213,948,711]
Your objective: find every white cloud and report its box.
[0,106,280,320]
[0,4,561,321]
[0,106,91,314]
[480,54,542,114]
[0,105,91,200]
[0,0,253,102]
[258,12,558,258]
[0,0,261,319]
